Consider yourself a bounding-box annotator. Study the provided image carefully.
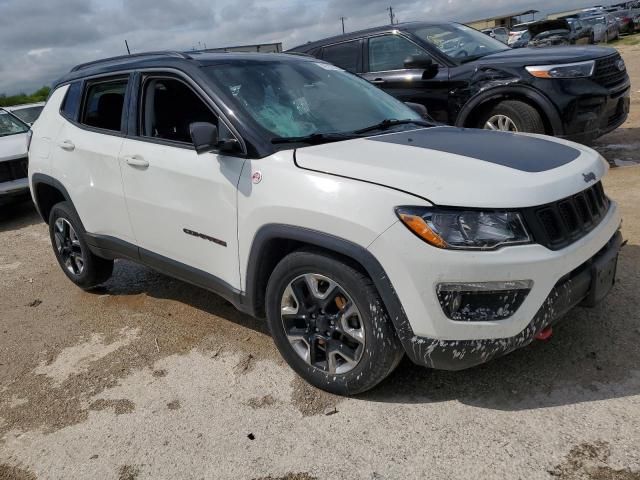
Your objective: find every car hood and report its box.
[479,45,616,64]
[0,132,28,162]
[528,19,570,37]
[294,127,608,209]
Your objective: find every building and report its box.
[466,9,539,30]
[193,43,282,54]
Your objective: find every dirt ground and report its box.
[1,44,640,480]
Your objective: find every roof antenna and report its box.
[125,40,131,55]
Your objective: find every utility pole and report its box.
[124,39,131,55]
[387,6,395,25]
[340,16,347,34]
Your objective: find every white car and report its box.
[29,51,622,394]
[0,108,30,204]
[5,102,45,126]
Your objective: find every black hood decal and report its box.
[368,128,581,173]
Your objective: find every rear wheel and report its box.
[265,250,404,395]
[479,100,545,135]
[49,202,113,289]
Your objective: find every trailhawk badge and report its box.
[583,172,597,183]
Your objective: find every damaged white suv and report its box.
[29,51,622,394]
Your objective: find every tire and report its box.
[265,250,404,395]
[479,100,545,135]
[48,201,114,289]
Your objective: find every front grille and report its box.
[0,157,28,183]
[593,53,627,90]
[523,182,609,250]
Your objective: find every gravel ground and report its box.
[1,44,640,480]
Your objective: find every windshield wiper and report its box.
[271,132,355,145]
[352,119,431,135]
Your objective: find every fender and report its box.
[455,85,563,135]
[244,224,418,357]
[30,173,86,228]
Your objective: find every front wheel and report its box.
[479,100,545,135]
[265,250,404,395]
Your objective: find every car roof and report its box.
[54,50,317,88]
[286,21,452,52]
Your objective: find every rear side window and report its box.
[368,35,426,72]
[60,82,82,120]
[322,40,361,73]
[80,78,128,132]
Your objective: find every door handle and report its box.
[124,155,149,168]
[58,140,75,151]
[370,78,386,84]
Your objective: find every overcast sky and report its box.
[1,0,606,95]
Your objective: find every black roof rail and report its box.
[70,51,192,72]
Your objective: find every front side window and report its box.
[204,60,421,139]
[321,40,361,73]
[0,109,29,137]
[140,77,219,144]
[410,23,509,62]
[81,78,128,132]
[368,35,427,72]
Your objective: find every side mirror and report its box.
[404,102,429,118]
[190,122,240,155]
[404,54,434,70]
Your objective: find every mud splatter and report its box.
[0,464,37,480]
[549,441,640,480]
[89,399,135,415]
[117,465,140,480]
[152,369,167,378]
[290,376,340,417]
[167,400,181,410]
[246,394,276,409]
[234,353,255,375]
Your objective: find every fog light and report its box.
[436,280,533,322]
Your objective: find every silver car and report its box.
[0,109,30,205]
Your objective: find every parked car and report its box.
[614,9,637,33]
[30,51,623,394]
[0,108,30,205]
[526,18,593,46]
[481,27,509,43]
[582,14,621,42]
[510,30,531,48]
[5,102,45,126]
[508,22,533,45]
[288,22,630,143]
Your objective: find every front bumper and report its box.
[0,178,30,205]
[408,230,621,370]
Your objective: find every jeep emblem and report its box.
[616,59,626,72]
[583,172,597,183]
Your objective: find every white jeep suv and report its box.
[29,51,622,394]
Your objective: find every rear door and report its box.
[118,72,245,290]
[51,76,135,242]
[361,34,450,123]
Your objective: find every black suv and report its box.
[288,22,630,143]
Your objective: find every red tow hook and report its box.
[535,326,553,341]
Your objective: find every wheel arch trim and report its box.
[31,173,85,228]
[455,85,563,135]
[244,224,417,354]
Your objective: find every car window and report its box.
[204,60,421,139]
[140,77,221,144]
[321,40,361,73]
[368,35,427,72]
[11,106,43,124]
[61,82,83,120]
[81,78,128,132]
[0,109,29,137]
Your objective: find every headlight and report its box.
[525,60,595,79]
[395,207,531,250]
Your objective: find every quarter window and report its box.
[140,77,219,144]
[61,81,82,120]
[322,40,361,73]
[81,78,128,132]
[368,35,427,72]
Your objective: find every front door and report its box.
[119,74,245,290]
[362,34,451,124]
